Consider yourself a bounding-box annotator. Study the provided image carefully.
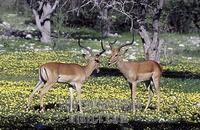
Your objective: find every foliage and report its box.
[165,0,200,33]
[1,0,200,33]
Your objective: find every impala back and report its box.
[40,62,85,84]
[124,60,162,82]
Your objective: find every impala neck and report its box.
[83,62,96,78]
[116,56,127,74]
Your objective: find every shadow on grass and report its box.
[33,103,61,111]
[92,67,200,79]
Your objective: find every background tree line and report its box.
[0,0,200,34]
[0,0,200,62]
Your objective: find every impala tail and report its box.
[39,66,49,84]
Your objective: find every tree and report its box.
[138,0,164,61]
[66,0,113,37]
[167,0,200,33]
[92,0,113,37]
[27,0,59,43]
[106,0,164,62]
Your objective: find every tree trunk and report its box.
[138,0,164,62]
[40,22,51,43]
[100,7,111,37]
[40,2,52,43]
[32,0,59,44]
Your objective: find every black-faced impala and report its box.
[108,39,162,111]
[28,40,105,112]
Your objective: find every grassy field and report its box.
[0,41,199,129]
[0,11,200,129]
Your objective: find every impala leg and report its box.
[153,76,160,111]
[39,82,55,112]
[131,82,137,112]
[144,80,153,111]
[75,83,82,113]
[69,87,74,112]
[27,80,44,110]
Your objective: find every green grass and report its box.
[0,50,199,128]
[161,33,200,58]
[0,10,31,30]
[0,77,199,128]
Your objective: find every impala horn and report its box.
[109,39,117,49]
[78,36,93,56]
[96,39,106,57]
[118,33,134,51]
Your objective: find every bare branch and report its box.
[50,0,60,13]
[60,0,69,9]
[152,0,164,49]
[32,9,43,31]
[66,0,92,13]
[37,1,43,11]
[40,0,59,21]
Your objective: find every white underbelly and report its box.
[137,73,152,82]
[57,75,84,84]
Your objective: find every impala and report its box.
[27,39,105,112]
[108,39,162,111]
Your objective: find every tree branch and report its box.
[32,9,43,31]
[66,0,92,13]
[50,0,60,14]
[37,1,44,11]
[138,22,151,46]
[60,0,69,9]
[40,0,59,21]
[152,0,164,49]
[33,9,50,35]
